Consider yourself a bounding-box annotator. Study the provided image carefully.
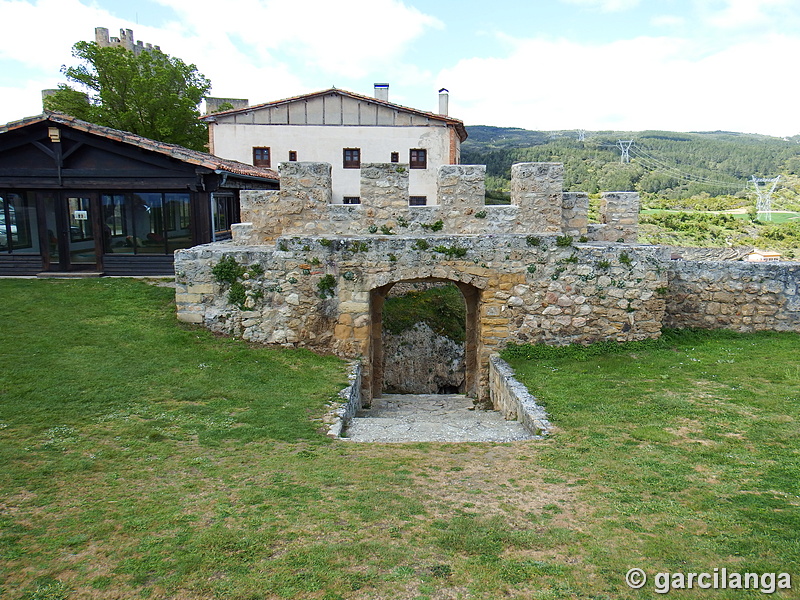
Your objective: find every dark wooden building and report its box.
[0,112,278,276]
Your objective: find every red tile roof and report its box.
[203,88,469,142]
[0,111,279,181]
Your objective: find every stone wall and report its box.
[175,235,668,402]
[232,162,635,243]
[324,361,362,438]
[382,323,465,394]
[666,260,800,331]
[489,355,550,436]
[177,160,739,406]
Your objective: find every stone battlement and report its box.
[175,161,799,406]
[232,162,640,244]
[95,27,160,55]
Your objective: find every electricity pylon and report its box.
[617,140,633,163]
[751,175,780,221]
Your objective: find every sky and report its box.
[1,0,799,137]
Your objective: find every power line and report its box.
[628,144,746,190]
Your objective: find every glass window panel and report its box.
[8,192,38,253]
[134,193,166,254]
[166,193,192,251]
[67,196,93,242]
[0,194,7,252]
[102,194,133,254]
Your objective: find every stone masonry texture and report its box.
[175,161,799,403]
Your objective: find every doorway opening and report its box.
[369,278,480,401]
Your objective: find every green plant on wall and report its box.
[211,256,263,309]
[211,255,245,285]
[432,245,468,258]
[317,274,337,298]
[421,220,444,231]
[556,235,573,247]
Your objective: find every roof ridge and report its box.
[201,87,468,141]
[0,111,278,180]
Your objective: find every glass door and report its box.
[40,192,102,272]
[66,195,97,268]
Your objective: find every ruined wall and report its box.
[232,162,633,243]
[382,323,465,394]
[665,260,800,331]
[175,235,668,401]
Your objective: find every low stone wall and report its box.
[489,355,550,436]
[665,260,800,331]
[324,361,362,438]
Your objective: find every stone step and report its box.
[343,393,536,443]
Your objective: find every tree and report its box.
[45,41,211,151]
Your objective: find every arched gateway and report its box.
[368,276,482,401]
[175,161,667,405]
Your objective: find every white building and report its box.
[202,85,467,205]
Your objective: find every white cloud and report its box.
[0,0,111,71]
[0,0,442,123]
[559,0,641,12]
[651,14,686,28]
[700,0,793,30]
[439,33,800,137]
[153,0,443,78]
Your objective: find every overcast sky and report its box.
[1,0,798,137]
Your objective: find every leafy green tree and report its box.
[44,40,211,151]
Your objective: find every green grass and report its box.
[383,283,466,343]
[504,329,800,598]
[1,281,799,599]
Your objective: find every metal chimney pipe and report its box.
[438,88,449,116]
[374,83,389,102]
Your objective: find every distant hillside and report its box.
[462,126,800,204]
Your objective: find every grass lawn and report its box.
[641,208,800,224]
[1,280,799,599]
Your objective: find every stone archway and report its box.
[368,277,480,402]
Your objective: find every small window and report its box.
[390,152,399,163]
[409,196,427,206]
[343,148,361,169]
[253,147,271,167]
[343,197,361,205]
[410,149,427,169]
[288,150,297,162]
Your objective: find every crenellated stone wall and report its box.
[175,160,799,408]
[231,161,636,243]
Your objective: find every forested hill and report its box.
[462,125,800,203]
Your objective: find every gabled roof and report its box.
[203,88,469,142]
[0,111,279,181]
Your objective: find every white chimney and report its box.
[374,83,389,102]
[438,88,449,116]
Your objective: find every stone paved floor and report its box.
[342,393,536,443]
